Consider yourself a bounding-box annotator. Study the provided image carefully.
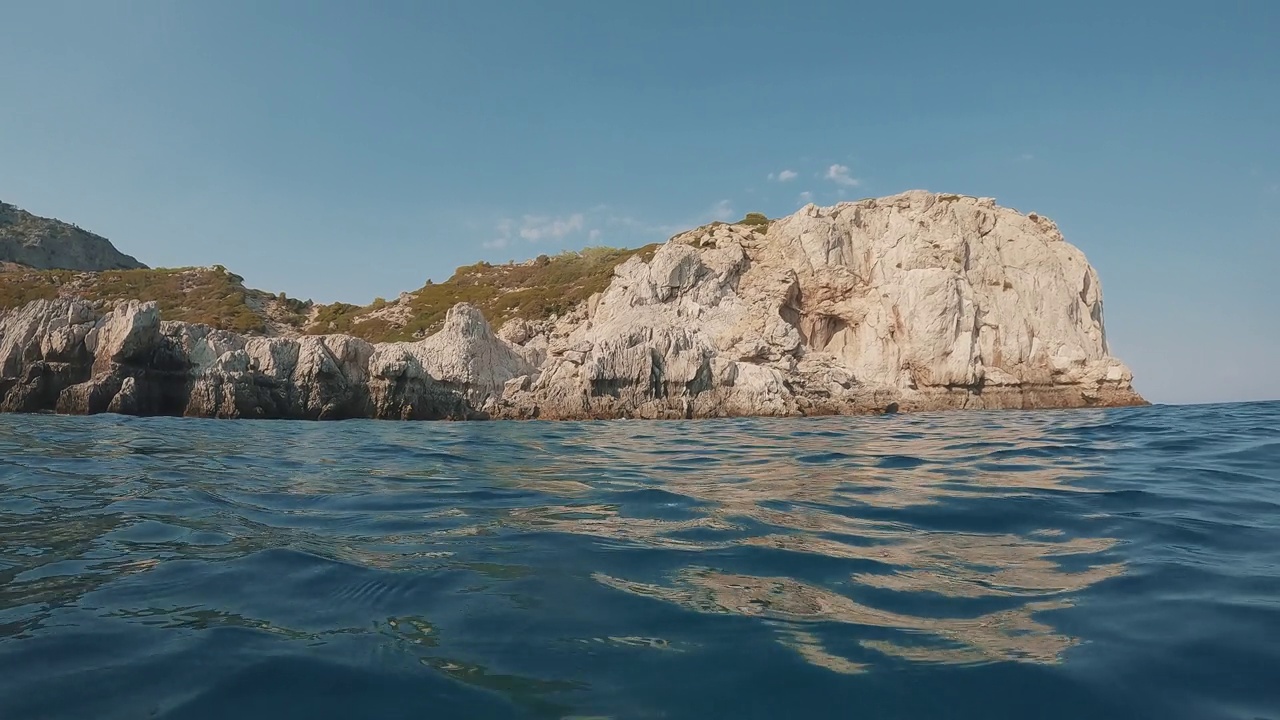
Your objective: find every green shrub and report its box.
[302,243,660,342]
[0,266,267,334]
[3,240,667,344]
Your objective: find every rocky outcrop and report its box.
[0,299,512,419]
[1,201,146,271]
[0,192,1144,420]
[499,191,1143,418]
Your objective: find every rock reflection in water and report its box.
[0,409,1137,708]
[779,629,870,675]
[594,569,1077,669]
[487,413,1125,673]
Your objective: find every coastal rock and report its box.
[500,191,1141,418]
[417,304,536,405]
[0,192,1145,420]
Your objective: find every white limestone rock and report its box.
[416,303,536,406]
[0,192,1144,420]
[501,190,1141,417]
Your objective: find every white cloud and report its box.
[769,169,798,182]
[709,199,734,222]
[518,213,585,241]
[484,219,516,248]
[486,199,742,251]
[484,212,590,249]
[824,164,859,187]
[1019,153,1035,161]
[798,191,813,205]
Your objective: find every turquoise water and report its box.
[1,403,1278,719]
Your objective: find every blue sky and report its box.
[1,1,1277,404]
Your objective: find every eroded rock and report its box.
[0,193,1145,420]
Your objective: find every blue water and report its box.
[1,403,1278,719]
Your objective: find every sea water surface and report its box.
[1,403,1278,719]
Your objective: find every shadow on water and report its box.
[1,404,1279,719]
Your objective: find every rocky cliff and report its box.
[1,201,146,271]
[0,191,1144,420]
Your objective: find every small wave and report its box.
[1,402,1278,718]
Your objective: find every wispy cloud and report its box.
[768,169,798,182]
[519,213,585,241]
[483,218,516,249]
[824,164,859,187]
[709,199,735,222]
[485,198,740,251]
[1019,152,1035,162]
[798,190,813,205]
[604,214,640,228]
[604,198,737,237]
[485,212,587,248]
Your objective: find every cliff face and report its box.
[0,192,1144,420]
[503,191,1140,417]
[0,201,146,271]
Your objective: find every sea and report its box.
[1,403,1277,720]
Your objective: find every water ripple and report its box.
[1,402,1279,719]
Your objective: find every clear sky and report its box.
[1,1,1276,405]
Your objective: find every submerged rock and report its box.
[0,192,1145,420]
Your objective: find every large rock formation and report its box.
[0,192,1144,420]
[1,201,146,271]
[0,299,517,420]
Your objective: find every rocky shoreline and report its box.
[0,192,1146,421]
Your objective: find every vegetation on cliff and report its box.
[0,244,662,341]
[0,265,305,334]
[304,244,661,341]
[0,199,776,343]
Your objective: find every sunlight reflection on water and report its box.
[1,405,1279,720]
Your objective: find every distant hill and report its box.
[0,201,146,271]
